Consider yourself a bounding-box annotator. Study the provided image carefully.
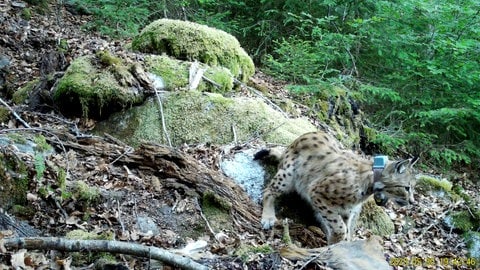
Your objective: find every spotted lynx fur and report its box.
[256,131,418,244]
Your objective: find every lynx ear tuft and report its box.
[394,159,411,174]
[409,156,419,167]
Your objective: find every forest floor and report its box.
[0,1,479,269]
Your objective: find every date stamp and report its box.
[389,256,477,268]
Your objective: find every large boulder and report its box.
[132,19,255,82]
[93,91,317,146]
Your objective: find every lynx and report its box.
[255,131,418,244]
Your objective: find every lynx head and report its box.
[373,157,419,206]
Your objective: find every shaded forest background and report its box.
[44,0,480,177]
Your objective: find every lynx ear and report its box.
[410,156,419,167]
[395,160,410,174]
[395,157,419,174]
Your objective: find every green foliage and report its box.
[66,0,153,37]
[77,0,480,172]
[252,0,480,172]
[34,153,45,181]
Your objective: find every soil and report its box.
[0,1,479,270]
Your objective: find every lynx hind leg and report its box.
[261,169,293,229]
[315,210,348,244]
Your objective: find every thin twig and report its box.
[194,197,219,243]
[154,90,172,147]
[231,124,237,145]
[0,97,31,128]
[108,146,134,166]
[116,199,125,233]
[202,75,222,89]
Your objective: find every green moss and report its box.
[202,191,233,232]
[0,107,10,123]
[33,135,52,152]
[38,186,50,198]
[6,133,27,144]
[416,175,453,195]
[66,230,115,266]
[72,181,100,204]
[94,91,316,147]
[12,79,38,104]
[54,55,144,118]
[450,211,475,232]
[66,229,113,240]
[0,149,29,208]
[11,204,35,218]
[132,19,254,82]
[145,55,189,90]
[21,8,32,20]
[362,125,378,141]
[58,168,67,191]
[357,198,395,236]
[145,55,234,93]
[96,50,122,66]
[58,39,69,53]
[235,244,274,262]
[203,191,232,212]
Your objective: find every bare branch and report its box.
[3,237,208,270]
[0,97,31,128]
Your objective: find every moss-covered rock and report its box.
[357,198,395,236]
[132,19,254,82]
[0,147,29,209]
[447,211,476,232]
[202,191,234,232]
[94,91,317,146]
[54,54,145,119]
[145,55,234,92]
[12,79,39,104]
[288,84,362,148]
[415,175,454,198]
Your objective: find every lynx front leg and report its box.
[261,186,278,229]
[261,170,294,229]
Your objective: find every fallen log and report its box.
[3,237,208,270]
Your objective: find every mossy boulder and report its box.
[93,91,317,146]
[0,147,29,209]
[132,19,255,82]
[53,54,146,119]
[145,55,234,92]
[288,84,362,148]
[0,134,54,210]
[12,79,39,104]
[357,198,395,236]
[415,175,454,198]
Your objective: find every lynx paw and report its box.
[261,215,277,229]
